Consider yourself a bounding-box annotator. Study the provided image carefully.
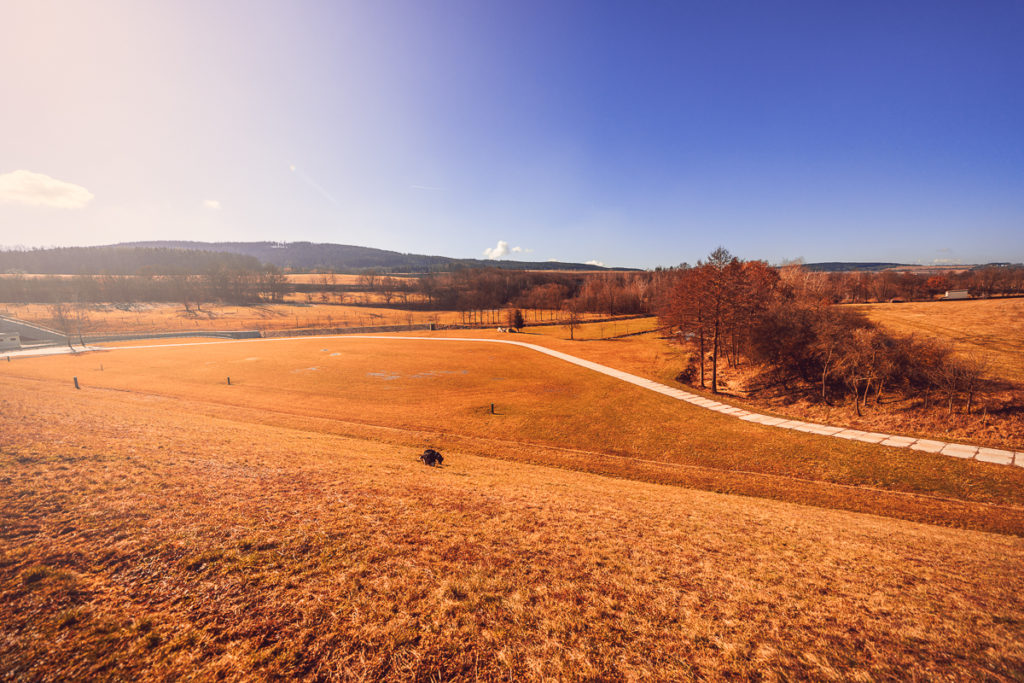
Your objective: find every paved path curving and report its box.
[12,333,1021,467]
[2,344,100,358]
[344,336,1023,468]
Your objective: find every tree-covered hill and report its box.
[0,246,262,275]
[116,241,617,273]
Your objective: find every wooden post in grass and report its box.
[73,377,79,389]
[227,376,231,386]
[490,403,495,414]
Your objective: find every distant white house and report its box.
[941,289,971,300]
[0,332,21,351]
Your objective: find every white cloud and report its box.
[484,241,509,259]
[203,199,222,210]
[0,170,94,209]
[483,240,530,260]
[585,259,605,267]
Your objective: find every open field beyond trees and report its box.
[1,302,463,333]
[2,337,1023,679]
[0,302,598,336]
[855,298,1024,384]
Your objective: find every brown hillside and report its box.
[1,374,1022,680]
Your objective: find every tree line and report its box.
[781,264,1024,302]
[396,269,664,321]
[0,268,289,307]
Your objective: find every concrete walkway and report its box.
[12,333,1021,467]
[2,344,101,359]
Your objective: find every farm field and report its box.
[0,303,606,337]
[285,273,377,285]
[5,335,1024,533]
[526,316,660,340]
[0,302,453,333]
[0,302,600,336]
[854,298,1024,384]
[2,341,1023,679]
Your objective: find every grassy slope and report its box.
[2,379,1022,680]
[3,337,1024,536]
[487,318,1024,450]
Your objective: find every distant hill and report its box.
[0,245,262,275]
[802,262,1014,273]
[116,241,622,273]
[803,262,907,272]
[0,241,624,275]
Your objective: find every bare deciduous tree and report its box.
[563,300,582,340]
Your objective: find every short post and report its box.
[227,376,231,386]
[73,376,80,390]
[490,403,495,414]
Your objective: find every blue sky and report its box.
[1,0,1021,268]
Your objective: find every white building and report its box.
[0,332,21,351]
[941,289,971,300]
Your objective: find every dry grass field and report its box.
[2,341,1023,679]
[476,319,1024,450]
[0,302,453,334]
[854,298,1024,384]
[285,273,373,285]
[0,302,606,336]
[527,316,661,340]
[6,335,1024,531]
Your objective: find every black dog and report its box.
[419,448,444,467]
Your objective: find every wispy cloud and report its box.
[289,163,338,205]
[411,184,444,191]
[483,240,530,259]
[585,259,605,267]
[0,170,94,209]
[203,199,222,210]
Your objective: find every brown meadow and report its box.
[0,302,607,336]
[2,358,1024,679]
[3,333,1024,679]
[854,297,1024,384]
[1,302,460,334]
[5,335,1024,529]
